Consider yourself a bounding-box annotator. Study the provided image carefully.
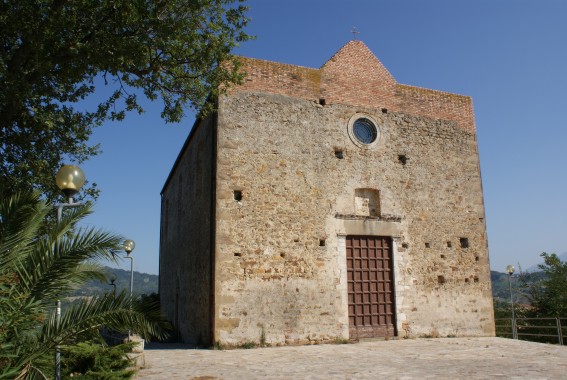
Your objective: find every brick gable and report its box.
[320,40,397,109]
[232,41,476,132]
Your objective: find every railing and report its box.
[495,317,566,345]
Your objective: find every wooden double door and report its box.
[346,235,396,338]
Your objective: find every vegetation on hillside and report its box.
[70,267,159,298]
[492,254,566,316]
[493,254,567,343]
[491,270,544,304]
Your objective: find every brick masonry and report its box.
[160,41,494,346]
[235,41,476,133]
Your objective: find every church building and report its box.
[159,40,495,346]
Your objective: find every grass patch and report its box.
[334,337,350,344]
[260,327,267,347]
[239,341,257,349]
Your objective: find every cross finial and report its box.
[351,27,360,40]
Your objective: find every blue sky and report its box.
[82,0,567,275]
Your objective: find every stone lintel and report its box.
[335,217,401,237]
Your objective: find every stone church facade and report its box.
[159,41,495,346]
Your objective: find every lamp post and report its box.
[506,265,517,340]
[123,239,136,297]
[109,277,117,297]
[55,165,86,219]
[54,165,86,380]
[123,239,135,341]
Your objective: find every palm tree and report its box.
[0,192,170,379]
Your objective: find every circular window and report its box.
[347,114,381,149]
[353,118,378,144]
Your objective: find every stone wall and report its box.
[161,40,494,346]
[213,91,493,344]
[160,116,215,345]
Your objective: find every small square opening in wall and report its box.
[381,108,388,114]
[438,275,445,284]
[474,276,479,283]
[319,98,326,106]
[233,190,242,201]
[319,239,326,247]
[402,243,409,249]
[447,241,452,248]
[234,252,242,257]
[440,254,446,259]
[475,256,480,262]
[425,242,430,248]
[334,150,344,159]
[459,237,469,248]
[398,155,408,166]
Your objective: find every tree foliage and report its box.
[0,0,250,199]
[0,192,171,379]
[522,252,567,317]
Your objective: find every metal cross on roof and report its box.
[351,27,360,40]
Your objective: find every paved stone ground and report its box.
[136,337,566,379]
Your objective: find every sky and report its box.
[81,0,567,276]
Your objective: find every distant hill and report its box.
[525,251,567,272]
[69,267,158,297]
[491,269,546,304]
[491,270,511,301]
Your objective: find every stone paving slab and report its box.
[136,337,567,380]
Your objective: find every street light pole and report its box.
[55,300,61,379]
[123,239,135,341]
[53,165,86,380]
[109,278,117,297]
[123,240,136,297]
[506,265,517,340]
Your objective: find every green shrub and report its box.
[62,341,136,379]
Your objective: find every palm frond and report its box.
[1,191,172,377]
[41,292,172,344]
[0,192,47,271]
[15,206,123,302]
[20,364,49,380]
[49,203,94,243]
